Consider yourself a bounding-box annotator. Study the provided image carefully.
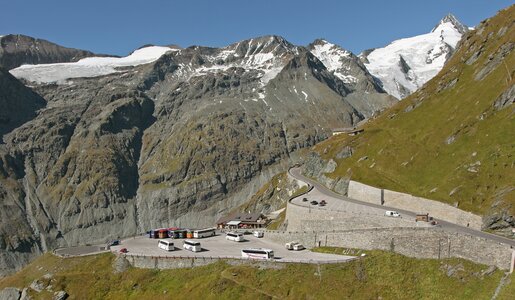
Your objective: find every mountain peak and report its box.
[432,13,468,34]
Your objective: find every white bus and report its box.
[241,248,274,260]
[183,240,202,252]
[158,239,175,251]
[193,228,216,238]
[226,231,245,242]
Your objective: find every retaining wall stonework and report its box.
[347,181,482,229]
[123,255,342,270]
[263,228,513,270]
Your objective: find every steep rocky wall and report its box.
[136,154,302,231]
[348,181,482,229]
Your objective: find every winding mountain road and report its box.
[289,167,515,247]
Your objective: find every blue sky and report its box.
[1,0,512,56]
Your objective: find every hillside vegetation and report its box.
[0,250,510,300]
[312,6,514,230]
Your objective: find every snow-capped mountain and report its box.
[166,35,298,87]
[360,14,468,99]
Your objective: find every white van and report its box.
[253,231,264,238]
[183,240,202,252]
[158,239,175,251]
[226,231,245,242]
[384,211,401,217]
[284,242,304,251]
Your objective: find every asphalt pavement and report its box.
[110,234,355,263]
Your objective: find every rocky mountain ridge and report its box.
[0,34,105,70]
[0,34,395,276]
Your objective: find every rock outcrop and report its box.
[0,34,103,70]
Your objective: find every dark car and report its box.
[318,202,326,207]
[320,200,327,205]
[302,197,308,202]
[109,240,120,246]
[119,248,128,253]
[310,200,318,205]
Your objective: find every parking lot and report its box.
[110,234,355,263]
[291,186,387,216]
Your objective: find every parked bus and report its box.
[158,239,175,251]
[183,240,202,252]
[226,232,245,242]
[241,248,274,260]
[193,228,216,238]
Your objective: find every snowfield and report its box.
[10,46,175,84]
[364,19,465,99]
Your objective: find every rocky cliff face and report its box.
[0,68,46,140]
[0,35,394,276]
[0,34,102,70]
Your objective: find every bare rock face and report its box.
[0,34,101,70]
[0,287,21,300]
[113,255,131,273]
[0,68,46,140]
[0,35,394,275]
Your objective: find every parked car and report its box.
[292,243,305,251]
[285,241,305,251]
[253,231,264,238]
[108,240,120,246]
[320,200,327,205]
[119,248,128,253]
[318,202,326,207]
[302,197,308,202]
[285,241,298,250]
[310,200,319,205]
[384,210,401,217]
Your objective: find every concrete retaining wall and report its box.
[263,228,513,270]
[347,181,482,229]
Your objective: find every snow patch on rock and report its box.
[10,46,175,84]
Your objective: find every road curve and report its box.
[289,167,515,247]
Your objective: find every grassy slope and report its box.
[314,6,514,215]
[0,250,508,300]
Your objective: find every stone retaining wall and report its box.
[123,254,348,270]
[263,228,513,270]
[348,181,482,229]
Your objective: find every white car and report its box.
[253,231,264,238]
[384,210,401,217]
[292,243,305,251]
[285,241,304,250]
